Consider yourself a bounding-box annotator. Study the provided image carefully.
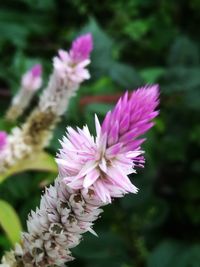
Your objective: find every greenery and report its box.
[0,0,200,266]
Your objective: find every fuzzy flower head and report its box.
[53,33,93,85]
[21,64,42,91]
[0,131,8,152]
[57,85,159,203]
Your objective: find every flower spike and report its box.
[21,64,42,91]
[57,85,159,202]
[6,64,43,122]
[1,34,93,176]
[1,85,159,267]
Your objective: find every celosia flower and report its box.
[57,85,159,202]
[5,64,43,122]
[0,86,159,267]
[39,33,93,115]
[21,64,42,91]
[53,33,93,85]
[0,131,7,151]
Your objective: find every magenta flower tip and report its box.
[53,34,92,83]
[31,64,42,77]
[102,84,160,146]
[0,131,8,151]
[70,33,93,62]
[22,64,42,91]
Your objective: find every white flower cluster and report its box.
[0,244,23,267]
[38,72,78,116]
[1,177,104,267]
[0,127,32,172]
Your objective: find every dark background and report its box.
[0,0,200,266]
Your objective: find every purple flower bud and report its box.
[69,33,93,62]
[22,64,42,91]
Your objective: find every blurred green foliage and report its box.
[0,0,200,266]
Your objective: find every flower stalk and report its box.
[0,34,93,175]
[1,85,159,267]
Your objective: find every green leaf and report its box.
[0,9,52,47]
[148,241,200,267]
[184,88,200,110]
[161,67,200,94]
[124,19,151,41]
[148,240,185,267]
[0,152,57,183]
[0,199,22,245]
[168,36,199,66]
[176,245,200,267]
[19,0,55,10]
[110,62,143,88]
[140,67,165,83]
[81,18,114,76]
[73,231,127,266]
[0,235,11,251]
[84,77,116,95]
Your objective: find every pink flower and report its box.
[53,33,93,85]
[21,64,42,91]
[69,33,93,62]
[57,85,159,203]
[0,131,8,151]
